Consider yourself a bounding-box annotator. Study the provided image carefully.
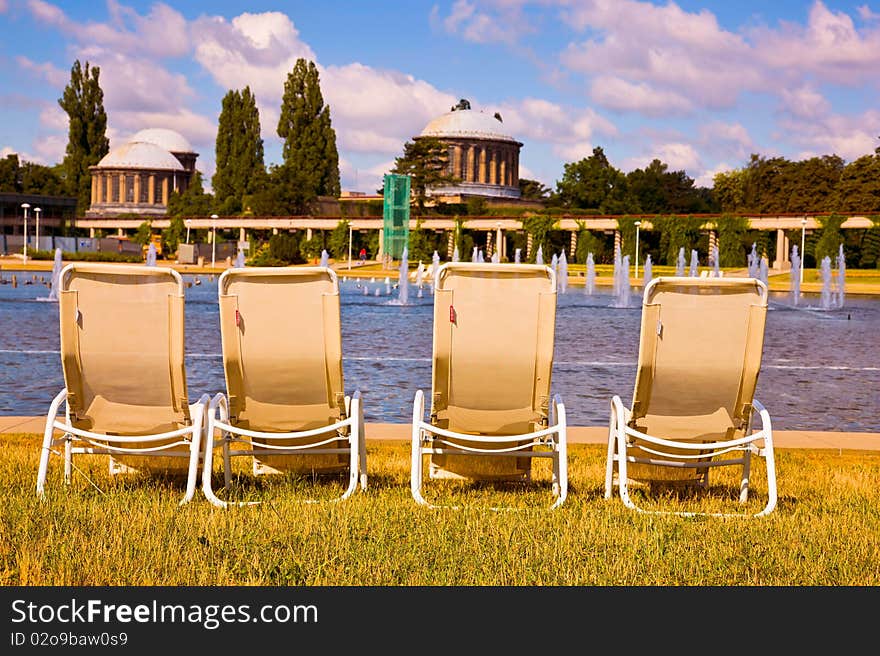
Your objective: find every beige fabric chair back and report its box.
[430,263,557,479]
[218,267,347,472]
[58,263,189,436]
[628,277,768,479]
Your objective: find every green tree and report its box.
[713,214,751,267]
[814,214,846,263]
[831,154,880,212]
[408,218,433,263]
[521,215,558,262]
[555,146,632,212]
[328,219,351,259]
[518,178,551,201]
[58,60,109,216]
[574,220,606,263]
[213,86,265,213]
[277,58,340,208]
[784,155,844,212]
[167,171,214,217]
[161,216,186,256]
[391,137,457,213]
[268,232,305,264]
[626,159,709,214]
[133,220,153,246]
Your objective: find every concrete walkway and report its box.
[2,416,877,451]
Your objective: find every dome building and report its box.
[86,128,198,217]
[417,99,523,201]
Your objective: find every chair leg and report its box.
[36,391,66,498]
[740,449,752,503]
[605,401,619,499]
[410,390,428,506]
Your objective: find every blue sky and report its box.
[1,0,878,194]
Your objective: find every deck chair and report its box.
[605,276,777,517]
[36,263,208,504]
[411,263,568,509]
[202,267,365,507]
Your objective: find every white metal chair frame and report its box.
[410,389,569,510]
[605,388,777,518]
[36,389,210,505]
[202,379,366,508]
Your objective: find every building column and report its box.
[91,175,98,207]
[117,228,124,236]
[466,146,475,182]
[486,230,494,257]
[148,175,156,204]
[133,175,141,207]
[708,231,717,264]
[118,173,125,203]
[496,225,504,260]
[479,148,486,183]
[377,228,385,261]
[614,230,622,257]
[526,232,533,260]
[162,177,169,205]
[773,228,786,270]
[570,231,577,259]
[489,149,497,185]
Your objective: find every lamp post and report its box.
[348,223,353,270]
[211,214,218,270]
[21,203,30,264]
[34,207,41,252]
[800,217,807,285]
[185,219,191,245]
[633,221,641,279]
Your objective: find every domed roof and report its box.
[420,107,517,143]
[129,127,194,154]
[96,142,184,170]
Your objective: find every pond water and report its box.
[1,269,878,432]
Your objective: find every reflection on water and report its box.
[1,270,878,431]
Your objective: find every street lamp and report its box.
[633,221,641,279]
[211,214,218,270]
[34,207,41,252]
[348,223,353,270]
[21,203,30,264]
[800,217,807,286]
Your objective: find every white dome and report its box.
[129,128,194,154]
[420,109,517,143]
[96,142,184,170]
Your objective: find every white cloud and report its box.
[621,142,701,174]
[15,56,68,88]
[323,63,456,154]
[750,1,880,84]
[778,109,880,161]
[589,76,693,115]
[694,162,734,188]
[192,12,316,102]
[435,0,533,44]
[27,0,190,58]
[778,84,832,120]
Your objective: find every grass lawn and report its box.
[3,433,879,586]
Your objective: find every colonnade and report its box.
[437,140,520,188]
[88,170,187,214]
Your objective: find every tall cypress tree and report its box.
[213,86,265,213]
[58,60,109,215]
[276,59,340,203]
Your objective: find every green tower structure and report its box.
[383,173,410,259]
